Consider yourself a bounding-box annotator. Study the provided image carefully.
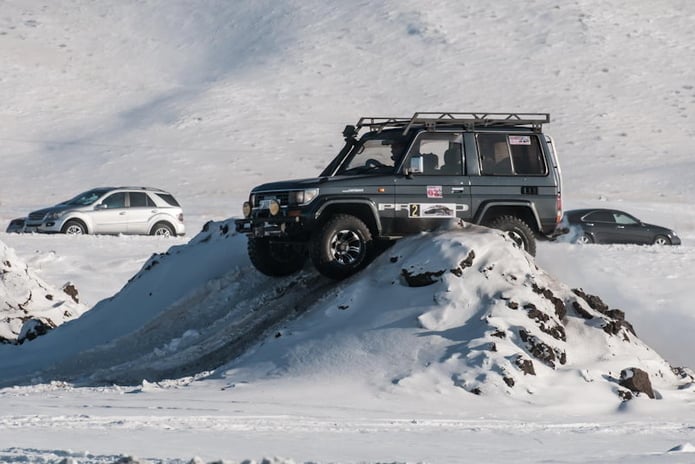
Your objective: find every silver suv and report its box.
[16,187,185,236]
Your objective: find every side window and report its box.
[101,192,126,209]
[585,211,614,223]
[477,134,546,176]
[614,212,638,225]
[129,192,154,208]
[409,133,464,176]
[509,135,547,175]
[154,193,181,207]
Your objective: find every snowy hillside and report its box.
[1,0,695,462]
[0,240,86,343]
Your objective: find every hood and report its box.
[643,222,675,234]
[251,177,327,192]
[29,204,84,216]
[251,173,396,193]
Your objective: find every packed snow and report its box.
[1,0,695,463]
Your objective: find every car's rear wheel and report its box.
[311,214,373,280]
[486,215,536,256]
[151,222,175,237]
[653,235,671,246]
[61,220,87,235]
[578,233,594,244]
[248,237,306,277]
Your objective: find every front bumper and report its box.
[235,214,304,238]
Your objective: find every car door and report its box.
[393,133,472,235]
[613,211,651,244]
[581,210,622,243]
[91,192,128,234]
[126,191,157,235]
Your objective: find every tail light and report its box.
[556,194,563,223]
[178,213,184,222]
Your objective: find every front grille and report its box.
[254,191,290,207]
[28,212,46,221]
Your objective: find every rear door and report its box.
[126,191,157,234]
[392,132,471,235]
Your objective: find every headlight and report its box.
[242,201,252,218]
[268,199,281,216]
[46,211,67,220]
[289,188,319,205]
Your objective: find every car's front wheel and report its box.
[61,220,87,235]
[248,237,306,277]
[310,214,373,280]
[486,215,537,256]
[653,235,671,246]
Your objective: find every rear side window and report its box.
[154,193,180,207]
[477,134,547,176]
[129,192,155,207]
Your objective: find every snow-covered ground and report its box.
[1,0,695,462]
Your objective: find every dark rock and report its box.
[519,329,561,368]
[491,329,506,339]
[62,282,79,304]
[572,300,594,319]
[507,301,519,310]
[515,355,536,376]
[18,318,54,343]
[573,288,609,312]
[619,367,655,399]
[503,376,515,387]
[401,268,445,287]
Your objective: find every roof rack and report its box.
[356,112,550,134]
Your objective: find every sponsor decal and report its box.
[509,135,531,145]
[378,203,468,216]
[427,185,443,199]
[341,188,365,193]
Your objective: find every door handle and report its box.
[151,210,159,213]
[451,187,465,193]
[617,225,625,229]
[119,211,126,215]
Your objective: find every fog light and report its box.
[268,199,281,216]
[242,201,252,218]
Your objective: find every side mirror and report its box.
[409,156,423,174]
[95,203,107,210]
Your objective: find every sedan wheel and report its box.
[577,233,594,244]
[653,235,671,246]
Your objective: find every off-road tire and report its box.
[486,215,536,256]
[151,222,175,237]
[61,219,87,235]
[248,237,305,277]
[310,214,373,280]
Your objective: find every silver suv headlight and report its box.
[46,211,68,220]
[289,188,319,205]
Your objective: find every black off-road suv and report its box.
[235,112,563,279]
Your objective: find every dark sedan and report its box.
[563,209,681,246]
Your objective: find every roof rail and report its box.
[356,112,550,134]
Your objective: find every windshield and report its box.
[336,138,408,175]
[62,188,111,206]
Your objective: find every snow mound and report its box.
[220,222,689,402]
[0,240,87,344]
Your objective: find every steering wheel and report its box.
[365,158,385,168]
